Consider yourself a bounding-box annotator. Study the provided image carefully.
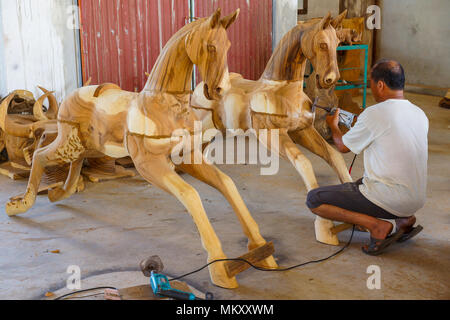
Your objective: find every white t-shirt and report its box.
[342,99,429,217]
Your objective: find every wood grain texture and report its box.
[6,9,276,289]
[193,11,354,246]
[224,242,275,278]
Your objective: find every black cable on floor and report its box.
[169,225,356,282]
[52,226,355,299]
[53,286,117,300]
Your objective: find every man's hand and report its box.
[326,108,351,154]
[326,108,340,129]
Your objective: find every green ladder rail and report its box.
[335,44,369,109]
[304,44,369,109]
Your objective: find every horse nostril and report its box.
[216,87,222,95]
[325,78,333,85]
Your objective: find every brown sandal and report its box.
[362,229,405,256]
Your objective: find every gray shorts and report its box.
[306,178,399,220]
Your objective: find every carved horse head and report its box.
[302,11,347,89]
[186,8,240,100]
[261,11,347,90]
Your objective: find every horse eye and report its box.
[320,43,328,50]
[207,44,216,53]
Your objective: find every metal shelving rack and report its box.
[304,44,369,109]
[335,44,369,109]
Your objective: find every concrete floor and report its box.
[0,92,448,300]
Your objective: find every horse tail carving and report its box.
[93,83,122,98]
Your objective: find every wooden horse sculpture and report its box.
[4,9,277,289]
[0,85,133,190]
[192,11,352,246]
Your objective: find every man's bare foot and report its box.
[369,219,393,240]
[362,220,395,254]
[395,216,416,232]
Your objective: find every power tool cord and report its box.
[54,156,359,299]
[168,225,356,282]
[169,155,360,283]
[53,225,355,300]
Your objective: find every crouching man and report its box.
[307,59,428,255]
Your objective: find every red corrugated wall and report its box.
[79,0,272,92]
[195,0,273,81]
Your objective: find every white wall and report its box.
[298,0,340,21]
[377,0,450,90]
[0,0,81,101]
[273,0,299,49]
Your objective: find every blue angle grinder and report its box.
[140,255,213,300]
[312,97,358,130]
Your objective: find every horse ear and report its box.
[331,9,348,29]
[220,8,240,30]
[318,12,332,30]
[209,8,222,29]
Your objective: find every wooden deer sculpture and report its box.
[192,11,352,246]
[4,9,277,289]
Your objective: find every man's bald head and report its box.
[371,59,405,91]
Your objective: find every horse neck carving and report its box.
[142,19,203,94]
[260,24,311,82]
[260,12,343,90]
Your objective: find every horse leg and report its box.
[289,126,353,183]
[47,158,84,203]
[259,129,319,191]
[290,126,355,246]
[177,154,278,270]
[6,124,85,216]
[127,137,238,288]
[259,129,339,246]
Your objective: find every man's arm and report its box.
[326,109,351,154]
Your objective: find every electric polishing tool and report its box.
[140,255,213,300]
[312,97,358,130]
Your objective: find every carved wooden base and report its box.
[224,241,275,279]
[82,164,135,183]
[204,242,277,289]
[115,156,135,168]
[0,162,30,180]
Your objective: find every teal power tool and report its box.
[150,271,206,300]
[140,255,213,300]
[312,97,357,130]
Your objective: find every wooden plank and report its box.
[0,162,30,180]
[82,164,135,183]
[331,223,353,235]
[224,242,274,278]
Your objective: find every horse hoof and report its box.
[247,242,278,270]
[209,261,239,289]
[48,187,68,203]
[253,255,278,270]
[315,217,340,246]
[6,199,31,216]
